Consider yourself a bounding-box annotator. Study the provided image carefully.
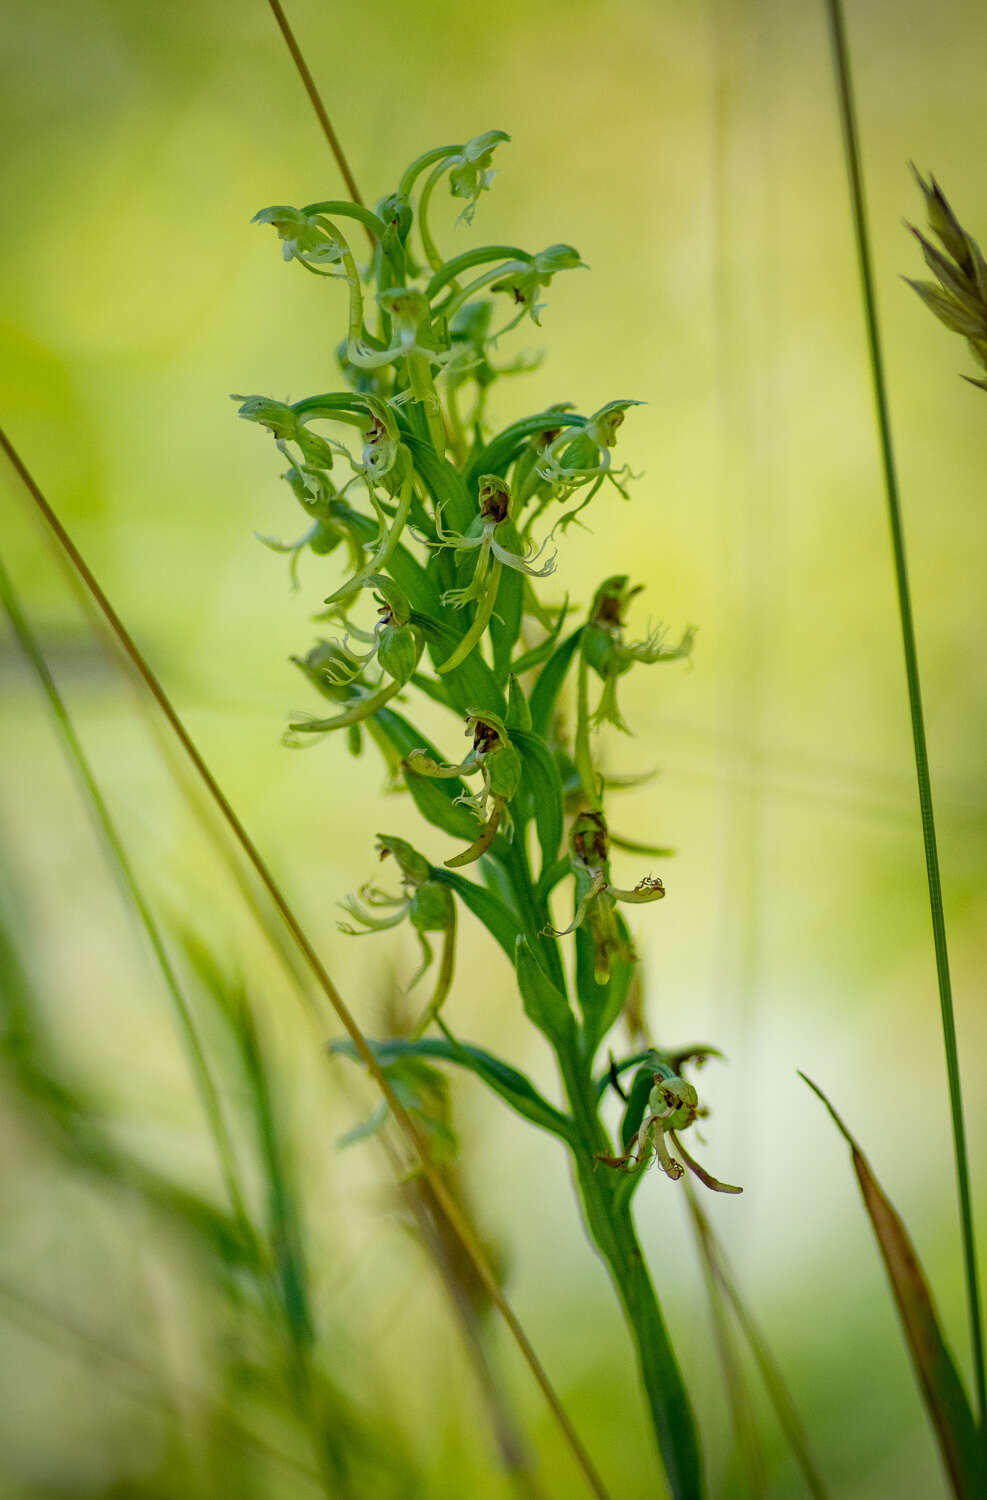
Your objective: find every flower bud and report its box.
[477,474,511,524]
[571,810,609,869]
[377,622,421,683]
[584,400,643,449]
[448,130,510,221]
[375,833,430,886]
[252,204,345,269]
[409,881,456,934]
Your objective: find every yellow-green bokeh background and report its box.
[2,1,986,1495]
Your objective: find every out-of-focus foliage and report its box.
[1,1,986,1497]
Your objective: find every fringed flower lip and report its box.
[338,835,458,1039]
[596,1064,742,1194]
[405,710,522,869]
[543,810,665,982]
[422,476,557,673]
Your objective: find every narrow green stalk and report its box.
[557,1052,705,1499]
[687,1187,828,1499]
[824,0,985,1427]
[574,651,600,808]
[0,550,252,1245]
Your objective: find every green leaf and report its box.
[801,1074,985,1500]
[429,867,520,960]
[510,729,563,877]
[406,434,474,531]
[575,913,635,1059]
[535,855,570,906]
[330,1037,574,1142]
[515,937,576,1045]
[418,615,506,716]
[503,599,570,681]
[621,1065,658,1152]
[489,546,524,678]
[505,675,532,732]
[465,411,587,488]
[337,1101,390,1149]
[530,627,584,737]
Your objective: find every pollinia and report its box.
[238,131,739,1498]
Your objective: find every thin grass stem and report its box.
[265,0,368,223]
[687,1191,829,1499]
[683,1182,766,1497]
[824,0,985,1428]
[0,428,612,1500]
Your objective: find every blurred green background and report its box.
[1,0,986,1495]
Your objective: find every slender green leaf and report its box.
[372,707,478,840]
[503,599,570,682]
[530,627,584,737]
[406,434,474,530]
[490,566,524,679]
[505,675,533,732]
[465,411,587,488]
[429,867,520,959]
[511,729,564,877]
[515,937,576,1046]
[330,1037,574,1142]
[419,615,506,715]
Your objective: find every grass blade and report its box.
[685,1184,829,1499]
[0,429,612,1500]
[683,1182,766,1498]
[0,550,253,1243]
[823,0,985,1428]
[802,1073,984,1498]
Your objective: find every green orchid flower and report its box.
[582,575,696,733]
[406,710,521,868]
[546,811,665,983]
[338,835,457,1038]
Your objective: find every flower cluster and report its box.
[239,131,734,1203]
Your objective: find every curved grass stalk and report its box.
[824,0,985,1429]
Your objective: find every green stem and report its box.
[288,676,404,733]
[407,350,449,455]
[555,1051,705,1500]
[574,650,601,809]
[825,0,985,1429]
[418,158,453,274]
